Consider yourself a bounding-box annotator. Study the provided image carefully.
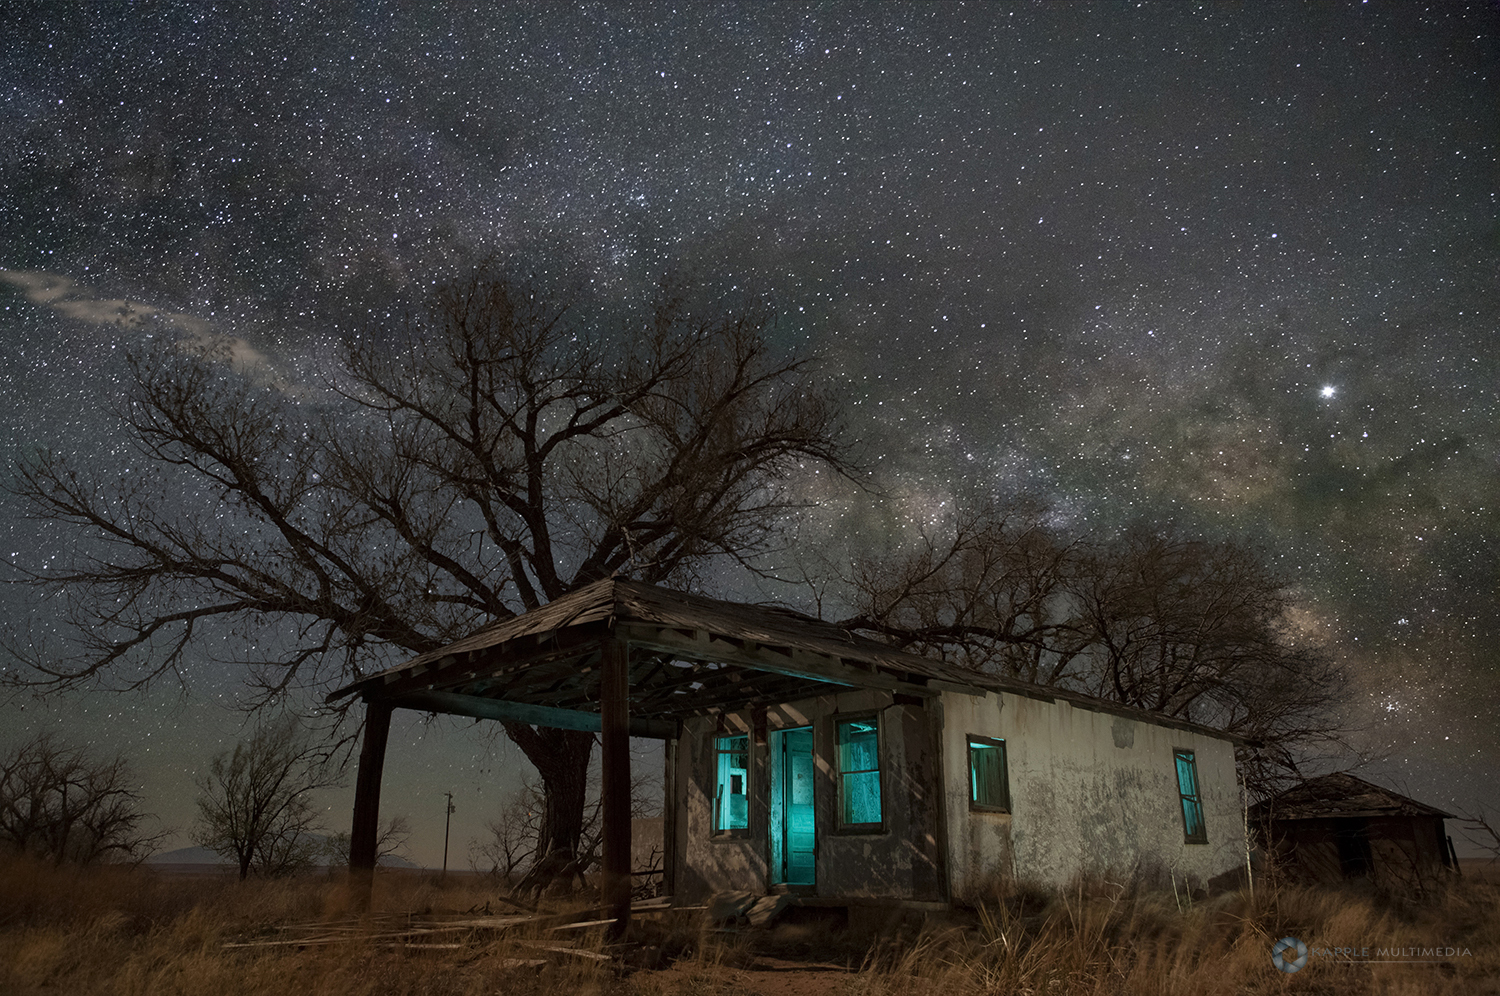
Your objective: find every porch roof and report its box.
[326,577,994,736]
[325,576,1246,743]
[1249,772,1456,821]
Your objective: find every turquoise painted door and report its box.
[770,727,815,885]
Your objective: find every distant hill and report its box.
[147,846,230,866]
[374,853,419,869]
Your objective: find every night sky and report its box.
[2,3,1496,867]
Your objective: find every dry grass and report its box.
[0,856,632,996]
[1,855,1496,996]
[858,875,1500,996]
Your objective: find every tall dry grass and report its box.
[857,874,1500,996]
[2,854,1496,996]
[0,855,637,996]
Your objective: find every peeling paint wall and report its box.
[674,713,767,901]
[672,684,1245,905]
[672,688,945,903]
[941,690,1245,902]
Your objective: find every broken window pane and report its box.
[714,734,749,832]
[1174,749,1207,843]
[836,717,881,826]
[968,736,1009,811]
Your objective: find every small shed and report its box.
[1250,772,1458,887]
[329,578,1248,932]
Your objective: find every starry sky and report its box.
[1,2,1496,867]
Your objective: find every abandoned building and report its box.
[329,578,1248,929]
[1250,771,1459,887]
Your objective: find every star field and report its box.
[1,2,1496,864]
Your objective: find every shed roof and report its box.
[1250,772,1455,821]
[326,577,1244,743]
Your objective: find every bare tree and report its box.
[1457,806,1500,864]
[0,734,165,864]
[473,762,662,895]
[470,778,544,882]
[191,718,338,879]
[8,263,850,865]
[1067,528,1345,794]
[836,500,1087,682]
[842,505,1345,795]
[323,815,413,868]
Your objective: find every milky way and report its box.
[2,3,1495,863]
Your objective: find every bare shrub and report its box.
[190,717,339,880]
[0,733,165,865]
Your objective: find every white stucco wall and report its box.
[941,690,1245,902]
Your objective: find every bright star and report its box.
[1320,385,1336,398]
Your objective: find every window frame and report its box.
[1173,748,1208,844]
[711,732,752,838]
[967,735,1011,813]
[833,713,884,833]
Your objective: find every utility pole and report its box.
[441,791,455,882]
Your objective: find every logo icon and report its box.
[1272,936,1308,974]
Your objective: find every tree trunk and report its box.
[504,724,594,858]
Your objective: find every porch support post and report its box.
[349,697,393,909]
[600,635,632,939]
[662,733,678,898]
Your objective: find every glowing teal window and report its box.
[1174,749,1207,844]
[836,717,882,827]
[968,736,1009,811]
[714,735,749,832]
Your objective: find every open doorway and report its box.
[769,726,815,886]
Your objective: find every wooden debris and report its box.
[514,941,613,962]
[411,916,532,930]
[221,899,680,952]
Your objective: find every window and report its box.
[835,716,882,828]
[713,734,749,833]
[968,736,1010,812]
[1174,749,1207,844]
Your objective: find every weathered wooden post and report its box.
[599,635,632,939]
[662,734,678,898]
[349,697,393,910]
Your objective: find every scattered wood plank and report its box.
[514,941,613,962]
[414,916,533,930]
[223,901,681,952]
[489,893,537,912]
[223,937,348,949]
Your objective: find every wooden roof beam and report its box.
[622,623,982,698]
[394,688,675,739]
[639,676,828,717]
[330,625,609,702]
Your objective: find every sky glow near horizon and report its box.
[1,3,1496,866]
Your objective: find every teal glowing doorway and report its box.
[769,726,815,886]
